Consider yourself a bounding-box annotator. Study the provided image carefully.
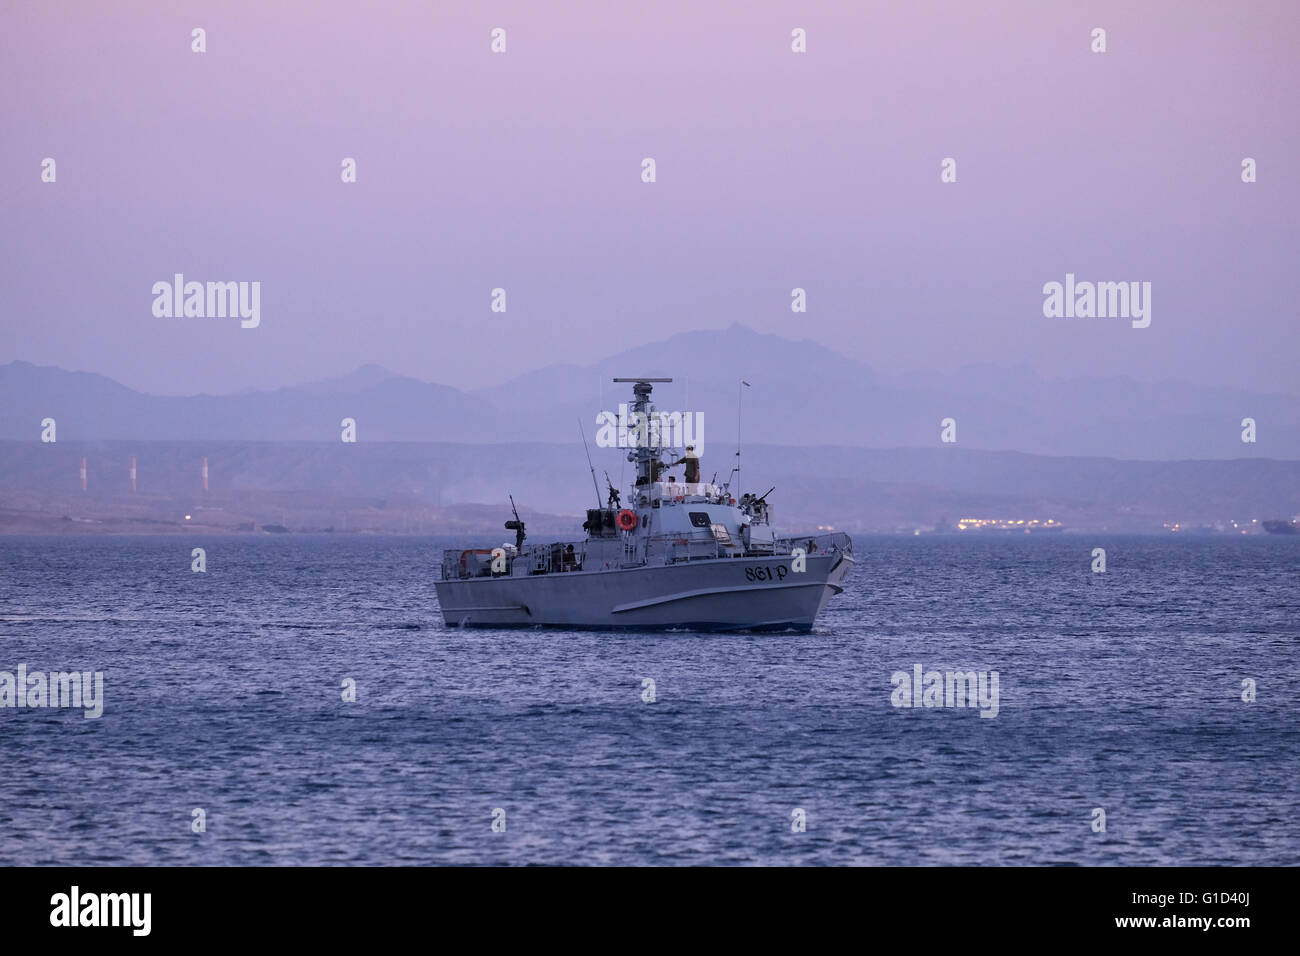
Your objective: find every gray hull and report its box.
[435,551,853,632]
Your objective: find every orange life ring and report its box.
[616,509,638,531]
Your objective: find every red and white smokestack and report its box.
[201,456,209,492]
[80,456,87,491]
[130,455,137,492]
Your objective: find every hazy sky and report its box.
[2,0,1296,396]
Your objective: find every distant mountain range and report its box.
[2,324,1297,459]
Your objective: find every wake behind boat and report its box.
[435,378,853,631]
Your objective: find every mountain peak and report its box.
[341,363,398,384]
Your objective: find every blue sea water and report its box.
[0,533,1296,866]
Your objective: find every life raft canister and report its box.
[616,509,638,531]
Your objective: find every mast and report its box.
[612,377,671,495]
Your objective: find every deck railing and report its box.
[772,532,853,558]
[642,531,852,566]
[443,532,852,578]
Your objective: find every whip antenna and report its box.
[579,418,602,509]
[731,379,751,491]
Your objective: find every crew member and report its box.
[635,457,666,486]
[671,445,700,484]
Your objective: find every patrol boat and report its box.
[436,378,853,631]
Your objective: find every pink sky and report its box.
[1,0,1296,394]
